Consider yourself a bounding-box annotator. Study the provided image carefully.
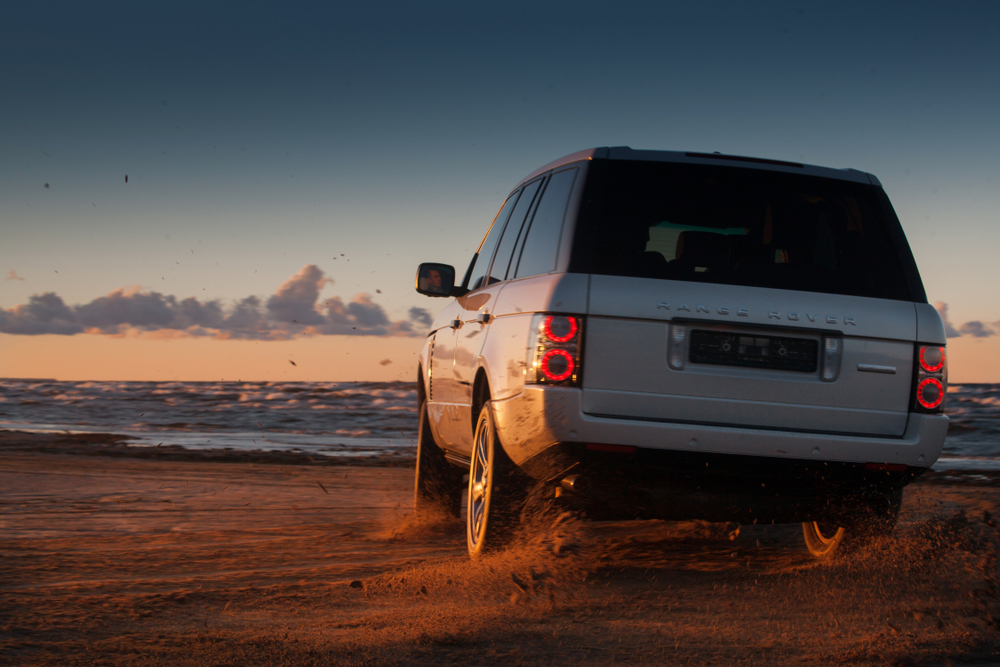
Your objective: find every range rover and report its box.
[413,147,948,558]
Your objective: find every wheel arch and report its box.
[472,368,491,432]
[416,363,427,405]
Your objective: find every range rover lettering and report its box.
[413,147,948,559]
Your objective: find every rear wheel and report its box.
[467,401,523,558]
[414,402,461,517]
[802,488,902,558]
[802,522,846,558]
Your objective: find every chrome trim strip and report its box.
[857,364,897,374]
[444,451,472,468]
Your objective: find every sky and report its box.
[2,1,999,382]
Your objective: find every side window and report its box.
[465,190,520,291]
[487,178,543,284]
[513,168,578,278]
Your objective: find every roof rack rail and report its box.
[684,152,804,168]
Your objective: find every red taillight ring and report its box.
[920,346,945,373]
[541,349,575,382]
[917,377,944,410]
[544,316,578,343]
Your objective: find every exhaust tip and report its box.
[560,474,587,494]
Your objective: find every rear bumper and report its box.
[491,386,948,473]
[491,386,946,524]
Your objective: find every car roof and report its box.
[513,146,880,191]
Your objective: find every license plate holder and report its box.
[689,330,818,373]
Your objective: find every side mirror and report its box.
[415,263,465,297]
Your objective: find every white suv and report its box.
[413,147,948,558]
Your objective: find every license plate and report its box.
[689,330,818,373]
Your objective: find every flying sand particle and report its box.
[317,482,328,494]
[289,360,297,366]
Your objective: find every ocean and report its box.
[1,379,998,469]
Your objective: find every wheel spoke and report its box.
[468,415,492,548]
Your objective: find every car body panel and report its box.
[586,274,917,341]
[428,299,463,404]
[915,302,948,344]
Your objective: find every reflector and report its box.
[668,324,687,370]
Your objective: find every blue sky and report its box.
[2,1,999,380]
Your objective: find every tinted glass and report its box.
[569,161,912,300]
[488,178,542,283]
[514,167,578,278]
[465,191,520,291]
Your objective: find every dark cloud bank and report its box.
[0,265,432,340]
[2,276,993,343]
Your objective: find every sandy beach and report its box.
[2,430,999,666]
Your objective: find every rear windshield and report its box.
[569,160,919,301]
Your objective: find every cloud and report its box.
[6,270,24,281]
[76,287,177,333]
[934,302,997,339]
[0,264,430,339]
[0,293,82,335]
[957,321,996,338]
[265,264,330,325]
[408,307,433,327]
[312,293,412,336]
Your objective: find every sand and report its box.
[1,429,999,666]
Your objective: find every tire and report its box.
[466,401,524,558]
[414,402,461,517]
[802,488,902,558]
[802,521,847,558]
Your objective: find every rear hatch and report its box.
[583,276,915,436]
[570,156,924,438]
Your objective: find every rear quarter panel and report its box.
[915,302,947,344]
[481,273,590,401]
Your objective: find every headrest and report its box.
[675,231,726,267]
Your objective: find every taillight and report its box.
[919,346,945,373]
[540,349,575,381]
[544,315,578,343]
[528,314,583,385]
[912,344,947,412]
